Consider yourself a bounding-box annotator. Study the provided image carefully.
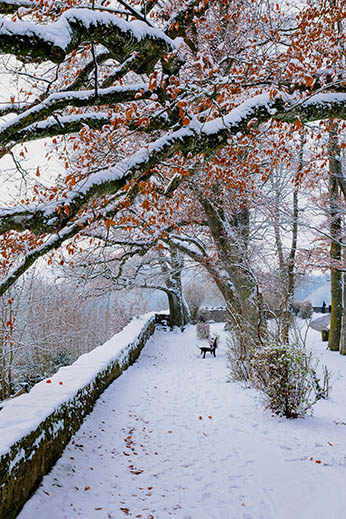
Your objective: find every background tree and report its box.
[64,231,190,328]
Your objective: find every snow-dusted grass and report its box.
[18,322,346,519]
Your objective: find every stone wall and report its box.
[199,306,228,323]
[0,313,167,519]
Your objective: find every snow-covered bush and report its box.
[250,341,323,418]
[291,300,313,319]
[298,301,313,319]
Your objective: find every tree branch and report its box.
[0,83,151,148]
[0,9,176,70]
[1,92,346,237]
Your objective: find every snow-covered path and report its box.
[19,323,346,519]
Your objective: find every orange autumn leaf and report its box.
[304,75,314,87]
[293,119,302,131]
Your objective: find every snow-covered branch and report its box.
[2,113,110,152]
[0,8,176,68]
[0,84,151,148]
[1,92,346,237]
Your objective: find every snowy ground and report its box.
[18,321,346,519]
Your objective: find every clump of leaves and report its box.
[250,342,324,418]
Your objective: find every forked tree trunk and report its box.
[198,196,267,350]
[272,137,302,344]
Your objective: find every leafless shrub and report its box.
[196,318,210,340]
[226,331,253,383]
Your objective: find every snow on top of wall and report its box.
[0,312,157,456]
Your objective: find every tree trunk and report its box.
[161,245,190,329]
[340,270,346,355]
[328,124,343,351]
[167,290,190,329]
[198,196,266,350]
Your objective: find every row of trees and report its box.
[0,270,153,399]
[0,0,346,392]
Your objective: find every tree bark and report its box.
[166,291,190,329]
[328,124,343,351]
[341,269,346,355]
[160,246,190,329]
[281,154,300,342]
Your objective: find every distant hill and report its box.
[294,275,330,305]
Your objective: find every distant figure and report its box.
[321,301,326,314]
[329,304,331,313]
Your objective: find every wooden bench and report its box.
[198,335,219,358]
